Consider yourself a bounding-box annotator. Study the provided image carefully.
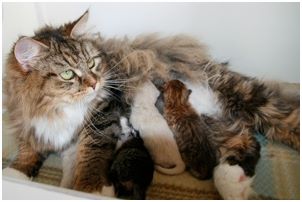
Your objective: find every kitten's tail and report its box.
[155,160,186,175]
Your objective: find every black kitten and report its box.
[109,117,154,199]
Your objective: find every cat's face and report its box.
[12,11,109,105]
[161,80,191,106]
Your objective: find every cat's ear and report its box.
[14,37,49,72]
[69,10,89,39]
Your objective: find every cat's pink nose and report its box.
[91,81,96,90]
[84,76,97,90]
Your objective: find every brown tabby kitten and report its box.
[155,79,261,176]
[155,80,217,179]
[156,79,261,198]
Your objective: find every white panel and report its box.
[2,3,40,65]
[2,177,113,200]
[3,3,299,82]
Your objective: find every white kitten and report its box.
[130,80,185,175]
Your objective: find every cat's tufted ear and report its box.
[69,10,89,39]
[14,37,49,72]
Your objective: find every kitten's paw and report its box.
[213,163,254,199]
[92,185,115,198]
[2,167,30,181]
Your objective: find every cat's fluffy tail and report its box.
[155,160,186,175]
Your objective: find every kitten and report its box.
[130,80,186,175]
[155,79,217,179]
[109,117,154,200]
[156,79,261,198]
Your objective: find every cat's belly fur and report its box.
[31,102,88,150]
[183,80,222,117]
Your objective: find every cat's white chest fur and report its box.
[31,102,88,150]
[182,80,222,117]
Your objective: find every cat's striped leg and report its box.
[207,65,299,150]
[5,141,47,178]
[258,104,300,150]
[72,132,116,197]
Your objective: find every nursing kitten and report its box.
[155,80,217,179]
[156,79,261,198]
[130,80,185,175]
[110,117,154,199]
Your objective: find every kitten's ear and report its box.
[152,77,166,91]
[14,37,48,72]
[186,89,192,100]
[158,85,164,92]
[69,10,89,39]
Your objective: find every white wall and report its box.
[3,2,300,82]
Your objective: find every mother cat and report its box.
[3,11,299,198]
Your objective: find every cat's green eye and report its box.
[88,59,95,69]
[60,70,75,80]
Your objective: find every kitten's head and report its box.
[161,80,191,106]
[7,11,111,107]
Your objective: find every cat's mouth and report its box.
[66,80,110,104]
[71,82,101,102]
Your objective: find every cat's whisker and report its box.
[83,116,114,141]
[103,88,122,102]
[104,51,139,74]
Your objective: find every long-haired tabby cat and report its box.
[4,10,299,199]
[155,79,217,179]
[156,79,261,199]
[3,11,120,195]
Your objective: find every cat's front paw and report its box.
[213,163,254,199]
[92,185,115,198]
[2,167,31,181]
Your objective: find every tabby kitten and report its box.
[156,79,261,198]
[110,117,154,200]
[155,79,217,179]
